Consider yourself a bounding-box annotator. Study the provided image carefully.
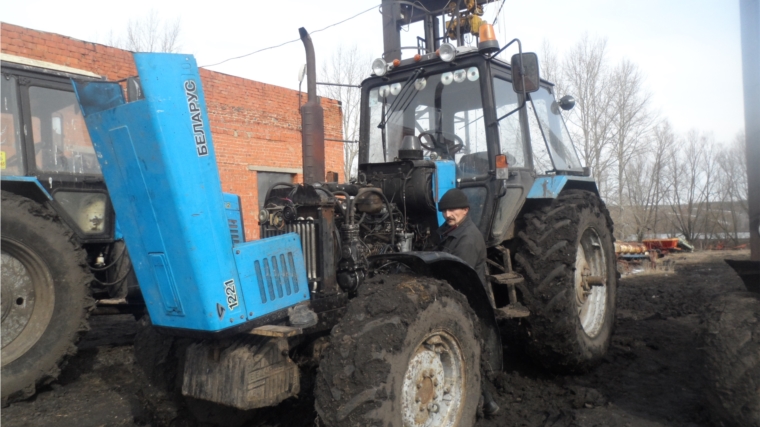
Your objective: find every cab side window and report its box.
[29,86,100,175]
[1,75,24,176]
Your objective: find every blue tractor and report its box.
[0,56,141,402]
[71,3,617,425]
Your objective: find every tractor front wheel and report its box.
[315,274,482,427]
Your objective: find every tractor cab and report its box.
[358,45,585,244]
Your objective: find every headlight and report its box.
[453,69,467,83]
[438,43,457,62]
[467,67,479,82]
[53,191,108,234]
[372,58,388,76]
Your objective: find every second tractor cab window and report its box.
[29,86,101,176]
[366,67,491,179]
[1,75,24,176]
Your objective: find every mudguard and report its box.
[527,175,597,199]
[0,176,53,204]
[369,251,503,375]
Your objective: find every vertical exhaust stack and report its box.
[299,27,325,185]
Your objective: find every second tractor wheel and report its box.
[1,191,94,402]
[513,190,617,371]
[315,274,482,427]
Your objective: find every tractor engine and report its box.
[259,158,441,295]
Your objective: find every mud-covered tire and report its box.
[704,291,760,427]
[1,191,94,402]
[513,190,617,371]
[315,274,482,427]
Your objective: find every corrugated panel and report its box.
[235,233,309,318]
[253,250,302,304]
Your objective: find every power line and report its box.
[491,0,507,26]
[200,4,380,68]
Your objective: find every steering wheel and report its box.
[417,131,464,158]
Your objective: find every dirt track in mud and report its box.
[1,250,751,427]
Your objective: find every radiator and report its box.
[261,220,318,283]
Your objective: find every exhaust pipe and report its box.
[299,27,325,185]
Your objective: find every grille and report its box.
[261,221,318,283]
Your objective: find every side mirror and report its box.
[559,95,575,111]
[511,52,540,93]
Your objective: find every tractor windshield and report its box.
[366,67,490,178]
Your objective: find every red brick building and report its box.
[0,23,345,240]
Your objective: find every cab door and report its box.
[487,65,536,244]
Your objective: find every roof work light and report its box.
[372,58,388,76]
[437,43,457,62]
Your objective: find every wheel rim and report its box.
[574,227,607,338]
[402,331,465,427]
[1,239,55,367]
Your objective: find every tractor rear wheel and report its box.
[704,291,760,427]
[1,191,94,402]
[315,274,482,427]
[513,190,617,371]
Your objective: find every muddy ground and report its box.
[1,250,751,427]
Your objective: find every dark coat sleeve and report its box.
[437,220,487,285]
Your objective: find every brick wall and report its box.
[1,23,344,240]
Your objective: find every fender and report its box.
[0,176,54,204]
[527,175,598,199]
[369,251,503,376]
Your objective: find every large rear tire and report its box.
[1,191,94,402]
[704,291,760,427]
[513,190,617,371]
[315,274,482,427]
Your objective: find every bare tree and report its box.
[623,120,674,240]
[560,34,617,198]
[539,39,563,93]
[106,10,182,53]
[713,130,749,244]
[542,33,747,246]
[665,130,715,242]
[610,59,654,235]
[319,44,370,182]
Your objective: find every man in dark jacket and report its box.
[435,188,499,416]
[435,188,487,285]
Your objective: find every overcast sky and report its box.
[2,0,745,144]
